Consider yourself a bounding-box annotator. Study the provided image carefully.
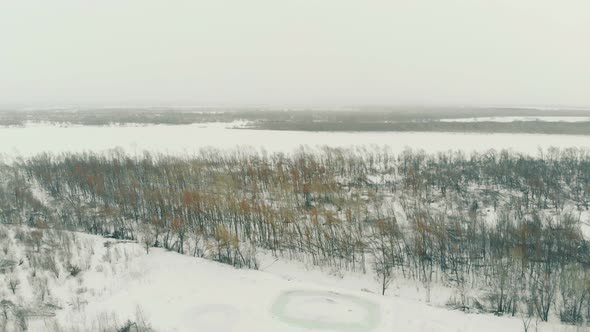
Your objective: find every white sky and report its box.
[1,0,589,108]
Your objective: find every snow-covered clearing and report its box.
[0,226,578,332]
[1,122,590,158]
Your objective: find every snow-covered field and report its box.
[440,116,590,123]
[0,227,570,332]
[1,122,590,158]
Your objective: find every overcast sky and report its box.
[1,0,589,108]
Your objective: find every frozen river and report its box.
[1,122,589,157]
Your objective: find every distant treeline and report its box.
[255,120,590,135]
[1,147,590,324]
[1,108,589,135]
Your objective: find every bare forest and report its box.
[1,147,589,326]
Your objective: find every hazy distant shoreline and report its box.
[1,108,589,135]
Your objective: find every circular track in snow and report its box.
[271,290,380,331]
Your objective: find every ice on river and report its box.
[1,122,589,158]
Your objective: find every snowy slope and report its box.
[22,234,574,332]
[0,224,579,331]
[56,249,496,332]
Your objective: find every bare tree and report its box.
[7,277,20,294]
[139,223,155,254]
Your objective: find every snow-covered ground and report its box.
[440,116,590,123]
[0,227,570,332]
[1,122,590,158]
[577,209,590,239]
